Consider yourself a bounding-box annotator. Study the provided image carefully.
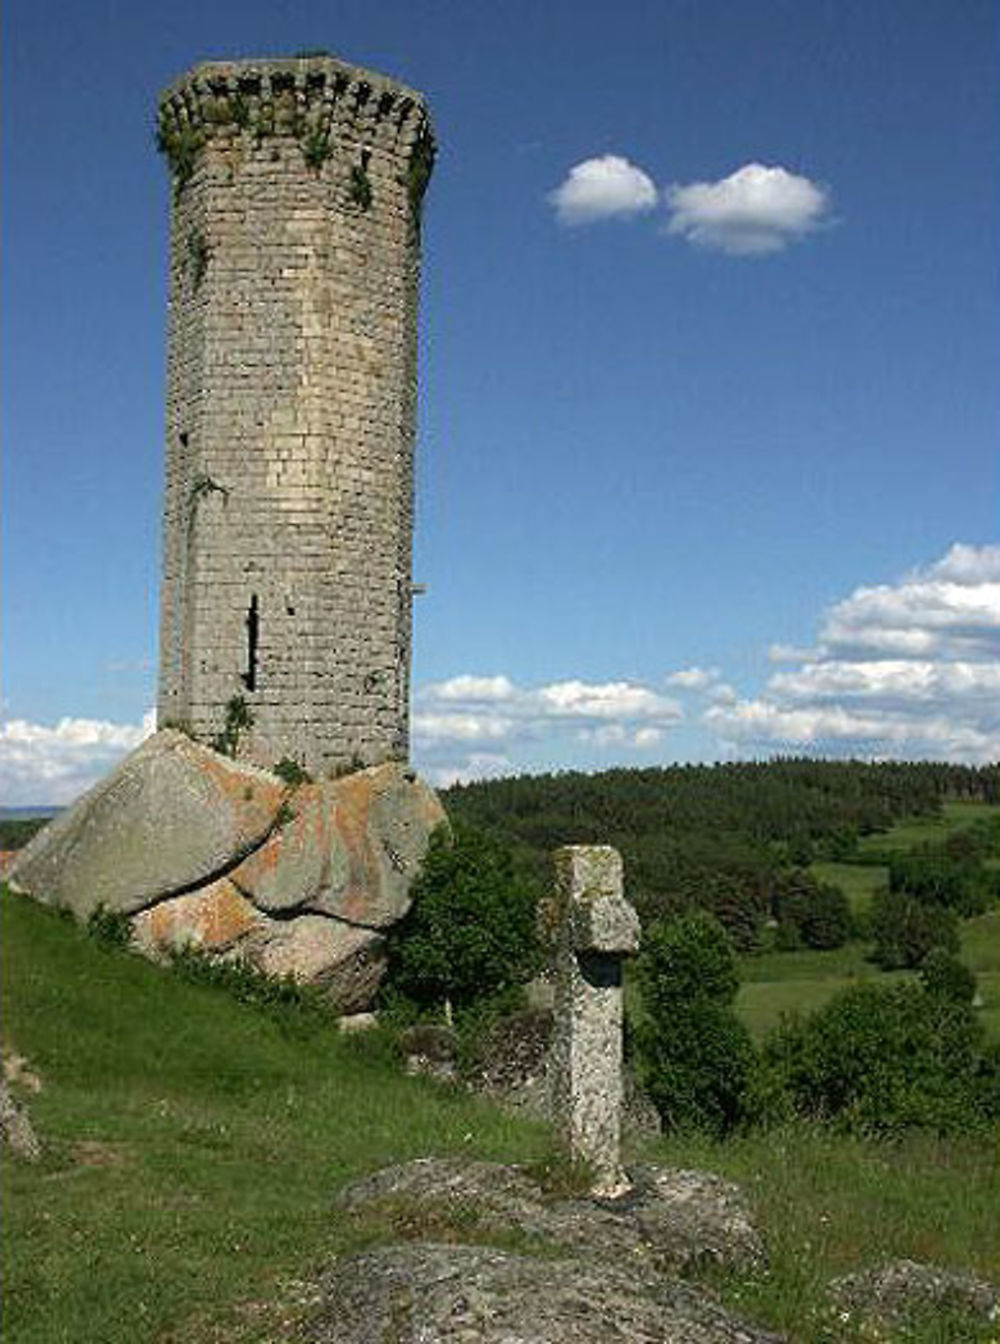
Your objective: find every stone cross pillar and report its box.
[546,845,640,1196]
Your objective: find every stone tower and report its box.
[156,55,434,776]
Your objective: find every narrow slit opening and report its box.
[241,593,259,691]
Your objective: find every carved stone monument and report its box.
[546,845,640,1195]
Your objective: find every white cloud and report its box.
[705,544,1000,762]
[421,674,516,703]
[0,710,156,808]
[535,679,678,720]
[549,155,658,226]
[413,673,682,782]
[820,545,1000,660]
[423,753,513,790]
[665,162,831,255]
[768,643,820,664]
[665,665,720,690]
[411,713,514,744]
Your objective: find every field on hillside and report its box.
[736,801,1000,1041]
[4,883,1000,1343]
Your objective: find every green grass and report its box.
[737,913,1000,1044]
[962,909,1000,1040]
[855,800,1000,856]
[643,1125,1000,1342]
[5,884,999,1344]
[741,805,1000,1044]
[0,887,548,1343]
[810,860,886,914]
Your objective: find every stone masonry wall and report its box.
[156,56,434,776]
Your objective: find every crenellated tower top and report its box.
[156,54,434,210]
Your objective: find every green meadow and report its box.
[736,802,1000,1042]
[4,881,1000,1343]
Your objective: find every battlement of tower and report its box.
[157,54,434,196]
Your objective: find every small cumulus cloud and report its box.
[0,710,156,807]
[665,665,721,690]
[421,674,516,703]
[665,163,832,255]
[548,155,658,226]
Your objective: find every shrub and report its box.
[765,979,997,1135]
[773,871,852,950]
[700,870,767,952]
[919,947,977,1005]
[167,944,331,1034]
[272,757,312,786]
[634,911,758,1137]
[384,824,543,1014]
[888,846,992,916]
[869,886,959,969]
[86,904,133,950]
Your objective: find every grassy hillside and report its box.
[738,802,1000,1041]
[4,877,999,1342]
[0,887,548,1343]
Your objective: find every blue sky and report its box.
[2,0,997,803]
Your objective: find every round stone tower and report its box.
[155,55,434,776]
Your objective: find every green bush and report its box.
[86,904,133,950]
[765,979,997,1135]
[919,947,977,1004]
[384,823,543,1014]
[889,846,992,916]
[772,870,852,950]
[869,886,959,969]
[272,757,312,786]
[634,911,758,1136]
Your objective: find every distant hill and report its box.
[0,806,63,821]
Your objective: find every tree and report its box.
[385,823,542,1014]
[869,886,959,969]
[765,978,997,1134]
[634,911,757,1137]
[773,870,852,950]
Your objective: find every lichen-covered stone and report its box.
[334,1157,767,1277]
[7,731,285,917]
[305,1242,783,1343]
[130,878,266,954]
[547,845,639,1192]
[829,1260,998,1327]
[10,733,442,1011]
[245,915,386,1013]
[0,1080,40,1161]
[230,763,445,927]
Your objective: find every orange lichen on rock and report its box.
[131,878,265,954]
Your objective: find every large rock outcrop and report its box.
[9,731,445,1011]
[304,1156,778,1341]
[335,1157,767,1277]
[307,1243,783,1344]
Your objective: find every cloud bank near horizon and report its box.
[700,544,1000,761]
[0,711,156,809]
[3,546,996,804]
